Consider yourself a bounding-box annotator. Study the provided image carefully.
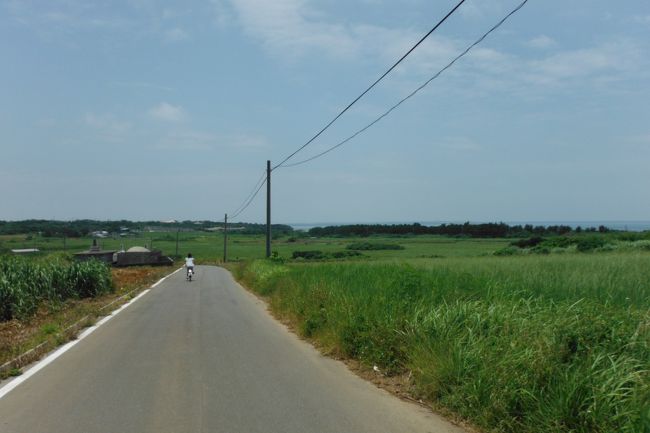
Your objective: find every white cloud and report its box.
[353,24,459,73]
[149,102,186,122]
[211,0,235,26]
[43,11,71,23]
[162,8,178,20]
[438,137,481,152]
[628,133,650,148]
[165,27,189,42]
[525,41,645,86]
[5,1,133,33]
[155,130,268,151]
[214,0,648,109]
[222,0,359,58]
[217,0,649,102]
[110,81,174,92]
[158,130,217,150]
[527,35,556,49]
[4,1,188,41]
[219,0,476,78]
[415,38,648,98]
[458,3,484,20]
[634,15,650,25]
[84,113,131,133]
[457,0,509,20]
[213,0,514,86]
[83,113,132,143]
[37,118,57,128]
[222,133,268,149]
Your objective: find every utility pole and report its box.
[266,160,271,258]
[175,226,179,257]
[223,213,228,263]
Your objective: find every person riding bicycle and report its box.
[185,253,195,278]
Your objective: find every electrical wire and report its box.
[279,0,529,169]
[230,172,266,219]
[230,178,266,220]
[272,0,468,171]
[230,171,267,220]
[226,0,528,221]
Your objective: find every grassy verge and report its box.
[233,255,650,433]
[0,265,172,376]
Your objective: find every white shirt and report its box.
[185,257,195,267]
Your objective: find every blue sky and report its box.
[1,0,649,223]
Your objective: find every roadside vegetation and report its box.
[0,255,171,374]
[234,255,650,433]
[0,255,113,321]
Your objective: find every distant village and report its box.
[90,223,245,239]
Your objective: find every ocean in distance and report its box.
[289,221,650,232]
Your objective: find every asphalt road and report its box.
[0,266,465,433]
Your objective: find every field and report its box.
[2,230,649,432]
[3,228,648,263]
[0,231,513,262]
[235,253,650,433]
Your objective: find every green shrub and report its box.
[0,256,113,321]
[269,251,285,264]
[292,250,363,260]
[632,240,650,251]
[511,236,544,248]
[346,242,404,251]
[330,251,363,259]
[494,246,519,256]
[292,250,326,260]
[576,237,606,252]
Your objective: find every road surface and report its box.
[0,266,465,433]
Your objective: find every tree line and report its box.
[0,220,293,237]
[307,222,610,238]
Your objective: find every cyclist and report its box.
[185,253,195,279]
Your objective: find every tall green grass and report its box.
[236,254,650,433]
[0,255,113,321]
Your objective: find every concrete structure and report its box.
[113,246,173,267]
[73,240,115,264]
[73,241,172,267]
[74,250,116,264]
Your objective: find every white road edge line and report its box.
[0,266,183,401]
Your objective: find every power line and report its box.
[279,0,529,169]
[231,170,266,216]
[272,0,468,171]
[231,178,266,220]
[226,0,528,224]
[230,171,267,219]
